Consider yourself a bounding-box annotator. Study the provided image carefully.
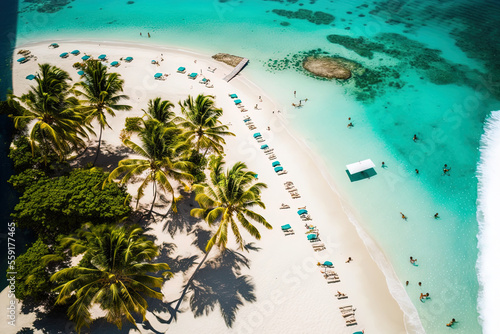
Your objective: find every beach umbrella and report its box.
[25,74,35,80]
[177,66,186,72]
[253,133,261,138]
[125,57,133,62]
[272,161,281,167]
[323,261,333,267]
[50,43,59,48]
[189,72,198,78]
[59,52,68,58]
[297,209,308,215]
[17,57,26,63]
[110,61,119,66]
[98,54,107,60]
[281,224,291,230]
[229,93,238,99]
[307,234,317,240]
[154,73,163,78]
[274,166,283,173]
[234,99,242,104]
[77,70,84,76]
[81,55,90,61]
[260,144,268,149]
[70,50,80,55]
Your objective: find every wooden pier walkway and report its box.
[223,58,249,82]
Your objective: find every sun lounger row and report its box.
[339,306,357,326]
[284,182,301,199]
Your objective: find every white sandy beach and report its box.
[1,41,415,334]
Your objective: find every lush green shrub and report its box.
[9,239,52,303]
[12,168,131,241]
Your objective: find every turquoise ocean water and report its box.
[10,0,500,332]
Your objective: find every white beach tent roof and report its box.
[346,159,375,174]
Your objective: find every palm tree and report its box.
[143,97,175,124]
[177,94,234,156]
[74,60,131,165]
[50,224,172,333]
[168,156,271,322]
[8,63,88,161]
[107,122,193,215]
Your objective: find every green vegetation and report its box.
[51,224,172,332]
[12,168,131,241]
[168,156,271,321]
[74,60,131,164]
[6,64,268,330]
[177,94,235,156]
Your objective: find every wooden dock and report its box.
[223,58,249,82]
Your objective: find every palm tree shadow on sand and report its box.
[188,244,260,327]
[70,141,135,171]
[162,189,200,237]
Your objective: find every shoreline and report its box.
[2,39,416,333]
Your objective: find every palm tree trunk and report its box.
[166,248,212,323]
[93,125,103,165]
[148,180,157,217]
[202,146,210,159]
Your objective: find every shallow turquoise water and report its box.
[13,0,500,332]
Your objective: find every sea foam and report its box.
[476,110,500,334]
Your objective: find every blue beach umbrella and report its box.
[59,52,68,58]
[110,61,119,66]
[17,57,26,63]
[177,66,185,71]
[323,261,333,267]
[297,209,308,215]
[234,99,242,104]
[25,74,35,80]
[50,43,59,47]
[98,54,107,60]
[281,224,291,230]
[272,161,281,167]
[253,133,261,138]
[81,55,90,61]
[70,50,80,55]
[189,72,198,78]
[274,166,283,173]
[77,70,84,76]
[260,144,268,149]
[154,73,163,78]
[125,57,133,62]
[307,234,317,240]
[229,93,238,98]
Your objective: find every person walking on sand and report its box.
[400,212,407,220]
[346,257,353,263]
[410,256,417,264]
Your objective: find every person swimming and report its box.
[400,212,407,220]
[446,318,456,327]
[410,256,417,264]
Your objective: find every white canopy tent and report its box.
[346,159,375,174]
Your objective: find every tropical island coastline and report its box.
[0,40,417,334]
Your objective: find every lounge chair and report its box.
[207,67,216,73]
[277,170,288,175]
[345,318,357,326]
[70,50,80,56]
[291,195,301,199]
[268,154,277,160]
[110,61,120,67]
[327,277,341,284]
[240,108,247,112]
[125,56,134,62]
[280,203,290,209]
[312,242,325,251]
[59,52,69,58]
[335,292,348,300]
[206,83,214,88]
[284,181,293,186]
[188,72,198,79]
[248,126,256,130]
[339,306,355,313]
